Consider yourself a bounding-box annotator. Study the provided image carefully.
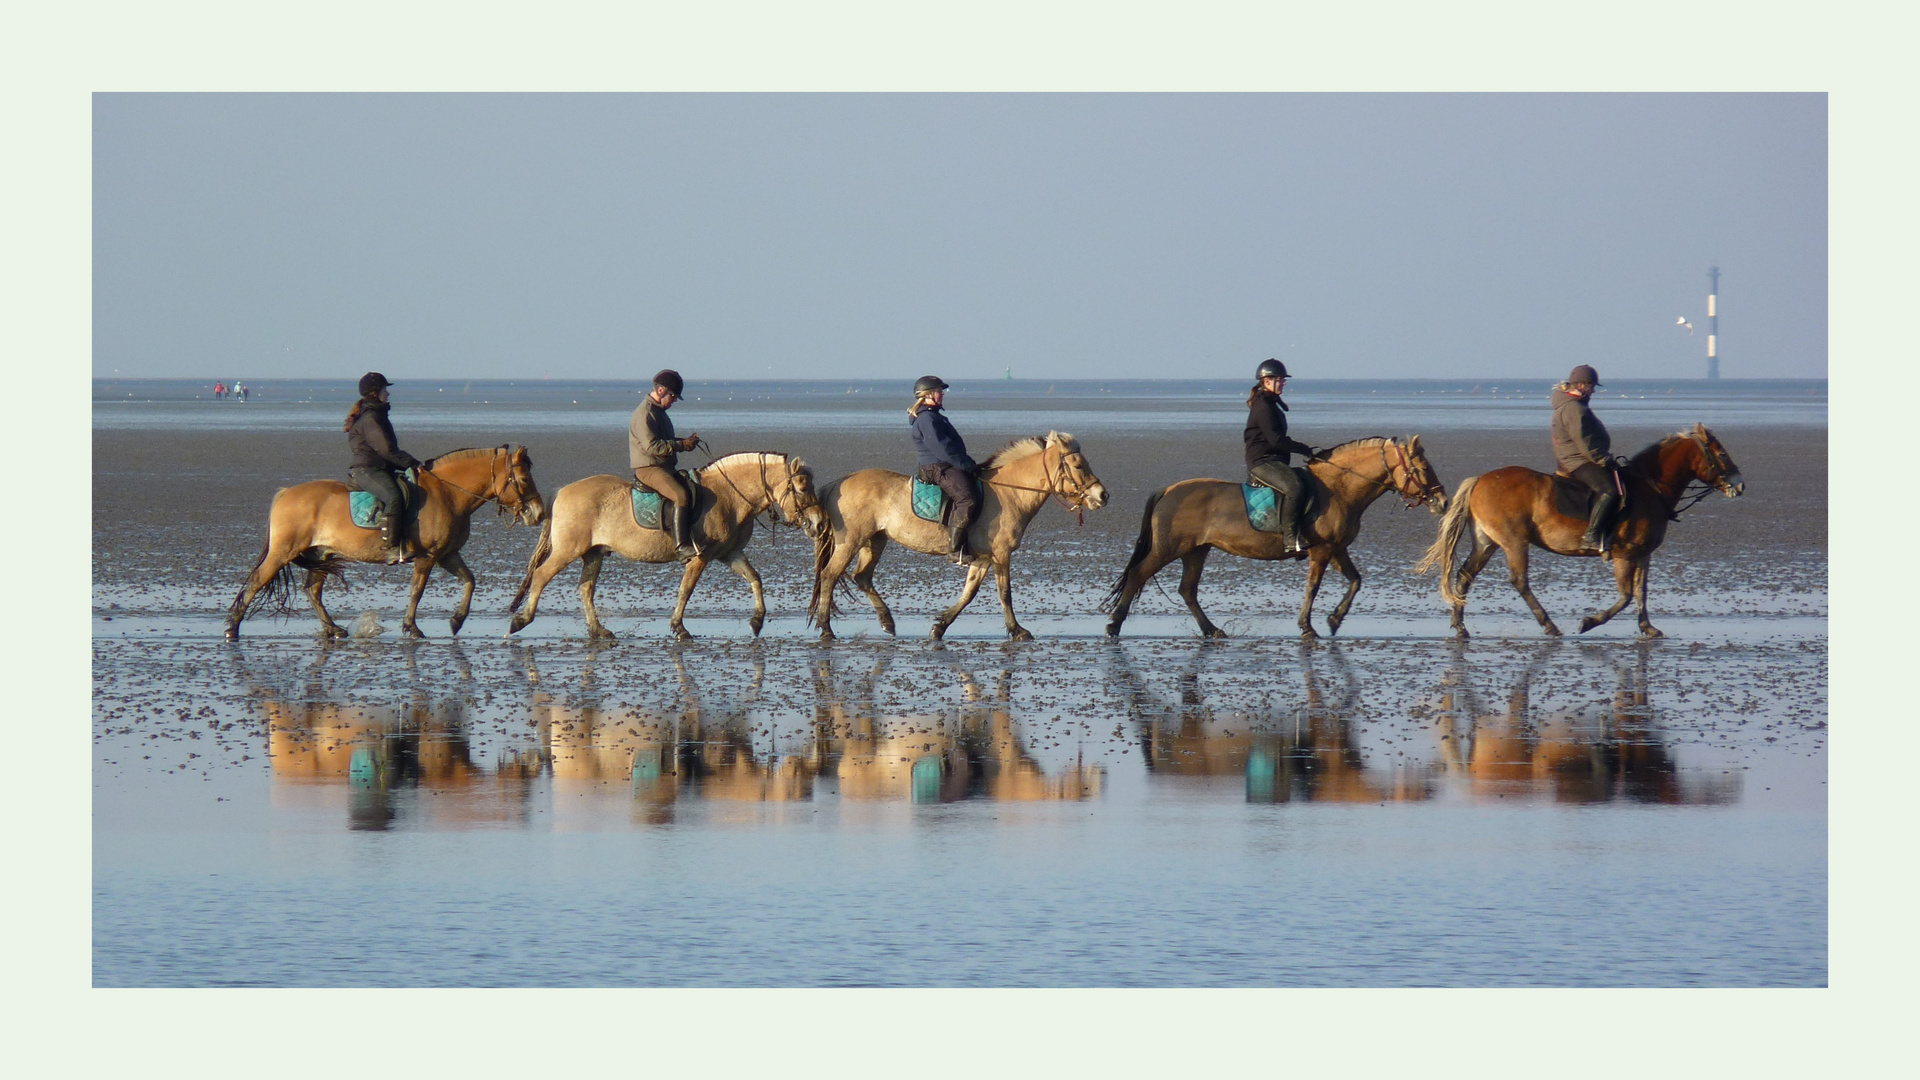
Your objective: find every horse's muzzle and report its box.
[1084,484,1109,511]
[1721,473,1745,497]
[521,499,549,526]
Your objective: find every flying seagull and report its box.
[1676,316,1694,335]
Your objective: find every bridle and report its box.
[698,450,821,535]
[978,442,1097,524]
[1309,439,1440,509]
[1668,433,1735,519]
[425,445,533,519]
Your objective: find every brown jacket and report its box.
[1550,388,1611,474]
[629,400,680,471]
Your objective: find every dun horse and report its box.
[809,431,1108,642]
[225,445,546,640]
[1415,423,1744,638]
[1102,437,1446,639]
[507,452,824,639]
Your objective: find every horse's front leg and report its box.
[578,548,615,639]
[400,556,437,638]
[1179,548,1226,639]
[931,562,991,640]
[668,553,711,641]
[441,551,476,636]
[1296,547,1331,640]
[724,553,767,637]
[992,558,1032,642]
[1579,554,1637,634]
[304,567,347,639]
[1633,559,1662,638]
[1323,548,1365,638]
[813,535,859,642]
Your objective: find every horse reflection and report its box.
[1107,643,1432,803]
[1430,642,1739,805]
[811,651,1104,802]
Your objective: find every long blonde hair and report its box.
[907,390,940,419]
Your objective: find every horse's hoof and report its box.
[929,627,948,641]
[1205,628,1230,640]
[879,621,897,637]
[1105,623,1122,639]
[403,626,426,639]
[449,619,466,636]
[1578,617,1599,634]
[673,629,694,642]
[1543,624,1562,638]
[590,627,617,640]
[1452,627,1470,640]
[749,616,765,637]
[223,627,240,642]
[1641,626,1664,639]
[1298,628,1318,641]
[1009,628,1034,643]
[818,629,836,642]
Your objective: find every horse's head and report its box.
[1689,423,1744,498]
[774,456,829,539]
[1396,435,1449,514]
[1045,432,1109,511]
[501,445,547,525]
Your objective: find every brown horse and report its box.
[1415,423,1744,638]
[225,446,546,641]
[1101,436,1447,640]
[507,451,825,640]
[808,431,1109,642]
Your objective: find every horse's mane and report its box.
[698,450,809,475]
[1627,431,1694,473]
[982,431,1078,470]
[422,446,506,470]
[1321,436,1396,455]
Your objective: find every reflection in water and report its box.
[1431,642,1739,805]
[1108,643,1433,803]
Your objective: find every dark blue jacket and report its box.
[1244,391,1311,468]
[910,405,977,472]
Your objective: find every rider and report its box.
[345,371,423,560]
[1244,358,1316,549]
[631,368,703,560]
[1551,363,1617,552]
[908,374,980,562]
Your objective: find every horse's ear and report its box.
[1692,422,1708,440]
[1407,434,1421,452]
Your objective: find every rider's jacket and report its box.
[347,401,422,473]
[910,404,978,472]
[1244,390,1312,469]
[1550,388,1612,474]
[630,400,680,471]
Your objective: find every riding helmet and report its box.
[1566,364,1601,387]
[358,371,392,397]
[653,369,685,396]
[1256,358,1289,382]
[913,374,950,395]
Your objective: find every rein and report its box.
[697,449,807,533]
[1309,440,1430,509]
[1664,434,1728,520]
[978,448,1089,524]
[425,446,525,517]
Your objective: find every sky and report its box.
[93,93,1826,382]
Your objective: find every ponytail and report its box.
[343,393,378,432]
[907,391,938,420]
[1245,383,1265,408]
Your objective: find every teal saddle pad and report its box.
[631,472,695,531]
[347,470,419,529]
[911,477,948,523]
[1241,469,1313,534]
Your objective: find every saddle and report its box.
[1551,468,1630,523]
[1242,467,1316,534]
[631,470,698,531]
[345,469,421,530]
[909,471,982,525]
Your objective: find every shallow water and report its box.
[92,381,1826,986]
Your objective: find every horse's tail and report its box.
[509,515,554,614]
[1415,474,1478,605]
[1099,488,1164,614]
[227,539,293,624]
[806,525,837,627]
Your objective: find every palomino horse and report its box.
[809,431,1109,642]
[507,452,825,639]
[225,445,545,641]
[1101,437,1446,640]
[1415,423,1744,638]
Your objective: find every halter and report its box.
[1309,439,1437,509]
[979,441,1095,525]
[427,445,531,518]
[1666,432,1733,520]
[697,450,816,533]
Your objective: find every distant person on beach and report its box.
[1244,358,1317,549]
[234,381,247,402]
[214,381,225,400]
[630,368,702,560]
[1551,363,1616,552]
[908,374,979,562]
[345,371,423,560]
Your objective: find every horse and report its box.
[1101,436,1447,640]
[808,431,1109,642]
[225,445,546,641]
[1414,423,1744,639]
[506,452,825,640]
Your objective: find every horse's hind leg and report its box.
[304,567,348,639]
[992,558,1032,642]
[441,551,476,636]
[668,553,711,641]
[1633,559,1661,638]
[931,562,991,640]
[400,556,437,638]
[1104,547,1180,639]
[1579,555,1637,635]
[578,548,615,639]
[1323,548,1364,638]
[1503,544,1560,637]
[724,553,767,637]
[1178,548,1227,639]
[851,538,895,637]
[225,548,286,640]
[814,535,861,641]
[1449,529,1500,638]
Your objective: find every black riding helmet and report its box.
[1256,358,1289,382]
[654,369,685,396]
[1566,364,1601,387]
[358,371,392,398]
[913,374,950,394]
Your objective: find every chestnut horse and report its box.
[809,431,1109,642]
[1101,436,1447,640]
[507,452,824,640]
[1415,423,1744,638]
[225,445,546,640]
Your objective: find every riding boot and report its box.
[378,513,409,564]
[671,504,698,561]
[947,523,974,564]
[1272,491,1301,551]
[1581,492,1619,552]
